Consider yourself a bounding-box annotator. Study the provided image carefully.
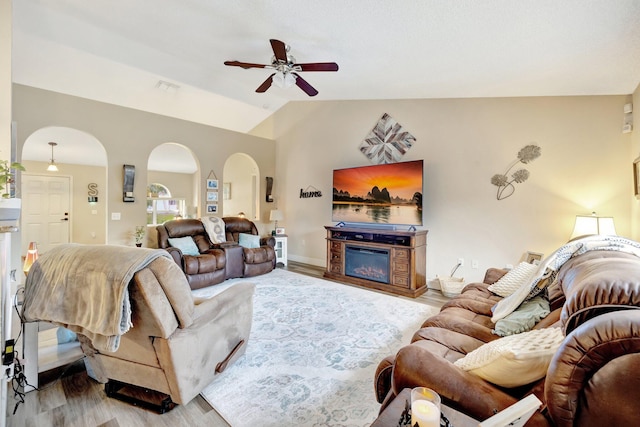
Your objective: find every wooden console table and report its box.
[324,226,427,298]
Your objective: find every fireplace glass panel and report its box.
[345,245,390,284]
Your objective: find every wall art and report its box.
[359,113,416,164]
[300,185,322,198]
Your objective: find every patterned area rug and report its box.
[194,269,437,427]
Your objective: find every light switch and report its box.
[111,212,121,220]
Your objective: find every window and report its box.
[147,183,186,225]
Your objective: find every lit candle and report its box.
[411,399,440,427]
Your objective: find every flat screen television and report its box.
[332,160,423,226]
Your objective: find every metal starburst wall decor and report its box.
[360,113,416,164]
[491,144,541,200]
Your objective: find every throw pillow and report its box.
[493,296,550,336]
[488,262,539,297]
[56,327,78,344]
[238,233,260,249]
[167,236,200,256]
[454,327,564,388]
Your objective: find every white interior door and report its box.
[21,174,71,255]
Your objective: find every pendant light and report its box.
[47,142,59,172]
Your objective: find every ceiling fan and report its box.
[224,39,339,97]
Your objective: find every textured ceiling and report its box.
[12,0,640,169]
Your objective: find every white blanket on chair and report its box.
[22,244,171,352]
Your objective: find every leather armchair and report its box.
[156,219,226,290]
[81,255,255,408]
[222,216,276,277]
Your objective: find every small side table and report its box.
[371,388,478,427]
[273,234,287,267]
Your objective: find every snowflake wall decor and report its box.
[359,113,416,164]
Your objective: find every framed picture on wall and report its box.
[206,204,218,214]
[634,157,640,199]
[223,182,231,200]
[207,191,218,202]
[207,179,219,190]
[525,251,544,265]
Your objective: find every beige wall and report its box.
[13,84,276,245]
[631,84,640,240]
[257,95,633,283]
[0,0,10,161]
[12,83,638,283]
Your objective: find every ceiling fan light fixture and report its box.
[47,141,59,172]
[224,39,337,96]
[273,71,296,89]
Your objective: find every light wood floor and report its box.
[6,261,449,427]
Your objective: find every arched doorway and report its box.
[147,142,199,225]
[223,153,260,220]
[21,126,107,255]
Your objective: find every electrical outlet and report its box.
[472,259,479,269]
[457,258,464,267]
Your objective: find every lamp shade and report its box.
[570,214,616,240]
[23,242,39,276]
[269,210,284,221]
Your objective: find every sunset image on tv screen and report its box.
[332,160,423,226]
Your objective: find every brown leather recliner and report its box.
[222,217,276,277]
[156,219,226,290]
[375,249,640,426]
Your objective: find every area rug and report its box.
[193,269,437,427]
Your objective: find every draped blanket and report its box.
[491,235,640,322]
[22,244,171,352]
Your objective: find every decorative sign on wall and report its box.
[88,183,98,204]
[359,113,416,164]
[300,185,322,198]
[123,165,135,202]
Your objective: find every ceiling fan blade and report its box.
[296,62,339,72]
[256,73,275,93]
[270,39,288,62]
[292,73,318,97]
[224,60,268,69]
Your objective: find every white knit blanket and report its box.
[22,244,171,352]
[492,235,640,322]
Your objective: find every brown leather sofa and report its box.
[156,219,227,290]
[157,218,275,288]
[375,249,640,426]
[222,216,276,277]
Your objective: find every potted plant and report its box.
[0,159,25,220]
[0,160,25,199]
[134,225,146,247]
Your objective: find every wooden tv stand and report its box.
[324,225,428,298]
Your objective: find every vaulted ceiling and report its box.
[12,0,640,137]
